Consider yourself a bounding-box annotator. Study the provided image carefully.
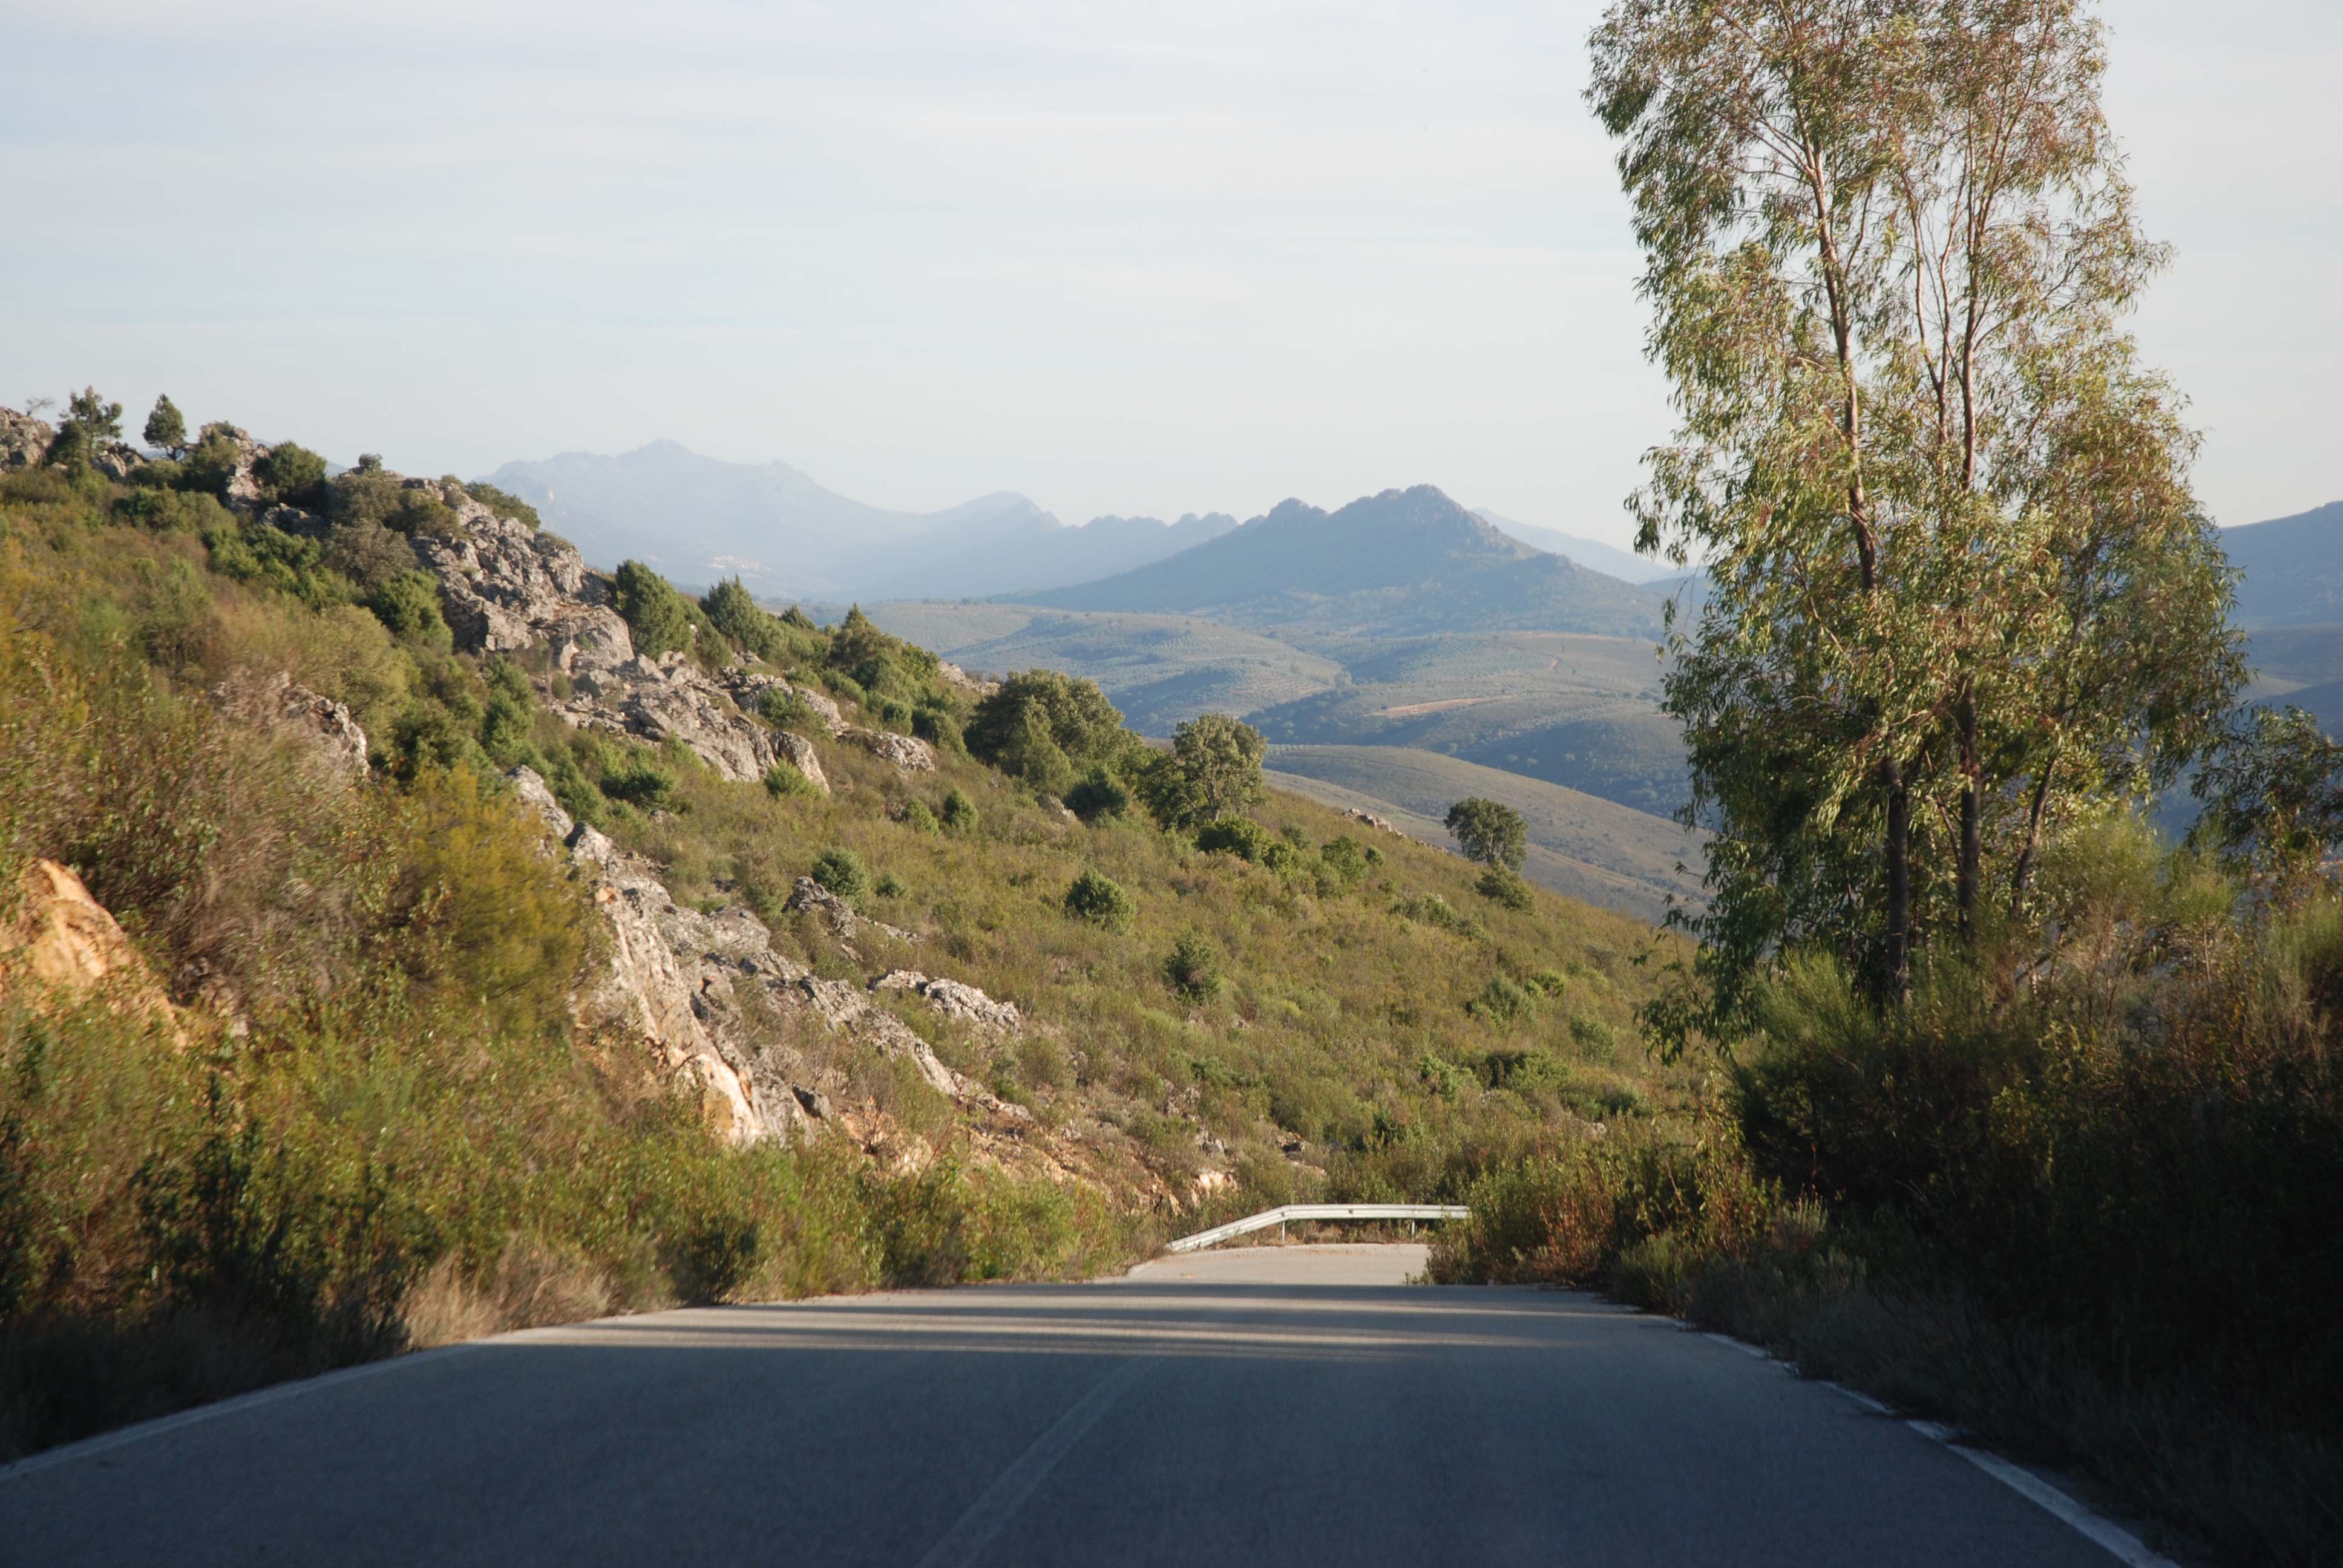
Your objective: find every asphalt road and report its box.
[2,1244,2132,1566]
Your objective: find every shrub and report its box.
[1163,933,1222,1002]
[1470,976,1538,1026]
[1446,797,1527,871]
[901,799,940,834]
[1319,835,1371,887]
[811,847,870,902]
[1568,1014,1617,1060]
[874,872,906,899]
[1064,765,1130,822]
[703,578,784,661]
[764,760,819,799]
[939,788,978,834]
[254,442,329,508]
[612,560,691,658]
[325,520,419,595]
[600,755,678,811]
[1195,817,1274,862]
[966,670,1128,796]
[913,706,963,753]
[1476,866,1535,910]
[463,481,541,531]
[365,572,453,651]
[1140,714,1266,831]
[1063,869,1135,932]
[758,687,821,733]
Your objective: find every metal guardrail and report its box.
[1163,1203,1471,1255]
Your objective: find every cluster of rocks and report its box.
[509,768,1038,1151]
[1342,807,1408,838]
[0,407,52,469]
[207,670,370,781]
[871,970,1024,1033]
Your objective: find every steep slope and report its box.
[1471,508,1675,584]
[2221,500,2343,628]
[1020,486,1668,638]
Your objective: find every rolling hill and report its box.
[1018,486,1668,638]
[2221,500,2343,628]
[1471,508,1675,583]
[1265,744,1703,923]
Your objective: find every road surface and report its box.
[2,1244,2132,1566]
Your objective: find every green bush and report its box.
[1163,933,1223,1002]
[1476,867,1535,910]
[758,687,821,733]
[1195,817,1274,862]
[1063,869,1135,932]
[765,760,819,799]
[254,442,329,508]
[966,670,1128,796]
[1470,976,1537,1026]
[612,561,691,659]
[902,799,940,834]
[463,481,541,531]
[365,572,453,651]
[600,755,678,811]
[1568,1014,1617,1060]
[1065,766,1131,822]
[811,847,870,902]
[939,788,978,834]
[874,872,907,900]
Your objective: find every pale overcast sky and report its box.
[2,1,2335,542]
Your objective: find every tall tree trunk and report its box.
[1884,759,1911,998]
[2008,759,2057,912]
[1956,693,1981,936]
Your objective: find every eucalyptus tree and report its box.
[1591,0,2237,1014]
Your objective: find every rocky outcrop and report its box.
[1342,808,1407,837]
[871,970,1022,1033]
[0,408,53,470]
[784,877,917,952]
[935,661,998,701]
[209,671,369,780]
[717,668,847,738]
[771,731,829,795]
[0,860,182,1041]
[194,423,269,509]
[402,489,626,668]
[574,655,783,784]
[840,727,937,773]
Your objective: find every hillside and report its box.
[0,400,1688,1459]
[1265,745,1703,921]
[1020,486,1668,638]
[2221,500,2343,627]
[481,442,1233,603]
[1471,508,1675,584]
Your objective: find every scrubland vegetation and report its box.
[0,452,1682,1461]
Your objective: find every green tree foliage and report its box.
[1063,868,1135,932]
[765,760,819,799]
[1063,765,1130,822]
[177,426,246,499]
[1593,0,2240,1012]
[1141,713,1266,831]
[463,481,540,530]
[811,846,870,901]
[1476,867,1535,911]
[612,560,692,659]
[254,442,329,509]
[323,519,419,595]
[2189,706,2343,880]
[365,572,454,652]
[939,788,978,834]
[1163,932,1223,1002]
[327,468,457,538]
[46,387,125,471]
[1444,797,1526,871]
[142,394,186,457]
[901,799,940,834]
[702,577,785,661]
[966,670,1129,797]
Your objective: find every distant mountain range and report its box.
[479,442,1234,601]
[1470,508,1677,583]
[1017,485,1666,638]
[2221,501,2343,629]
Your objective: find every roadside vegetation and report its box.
[1425,3,2342,1563]
[0,440,1686,1461]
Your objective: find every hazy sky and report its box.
[4,1,2335,544]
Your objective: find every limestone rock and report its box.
[408,498,611,660]
[718,669,846,737]
[507,766,574,841]
[90,442,146,482]
[772,730,828,795]
[194,423,268,509]
[935,661,998,701]
[0,860,182,1040]
[841,727,937,773]
[1342,807,1407,837]
[208,671,369,780]
[785,877,917,947]
[870,970,1022,1033]
[798,978,965,1097]
[0,407,54,470]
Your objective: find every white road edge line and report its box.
[913,1355,1158,1568]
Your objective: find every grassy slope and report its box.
[1,459,1702,1458]
[1265,745,1703,921]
